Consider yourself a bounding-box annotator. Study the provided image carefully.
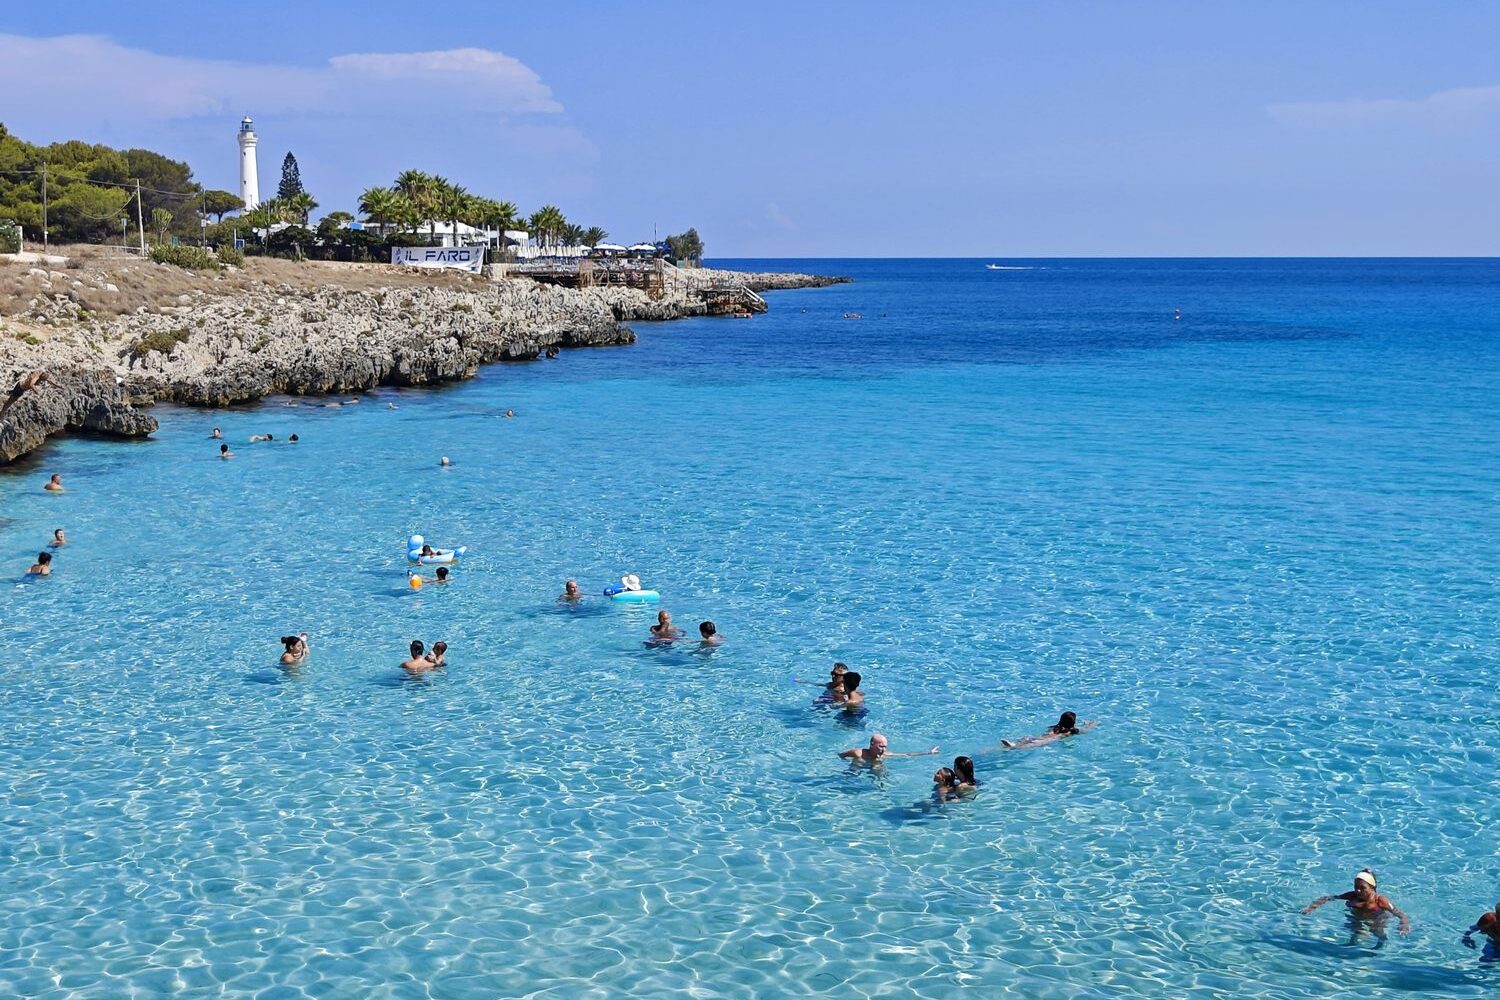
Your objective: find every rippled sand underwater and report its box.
[3,259,1499,998]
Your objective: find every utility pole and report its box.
[41,163,48,252]
[135,180,146,253]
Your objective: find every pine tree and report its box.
[277,152,304,201]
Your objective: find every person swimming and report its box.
[434,567,450,584]
[49,529,66,548]
[219,444,234,459]
[1001,711,1097,749]
[288,434,299,443]
[839,672,864,711]
[249,434,274,442]
[44,473,65,492]
[27,552,52,576]
[425,641,448,667]
[558,580,582,602]
[210,427,223,440]
[839,733,938,764]
[698,621,722,647]
[279,633,309,665]
[1301,869,1412,940]
[401,640,435,675]
[440,456,452,467]
[1463,903,1500,955]
[649,611,683,642]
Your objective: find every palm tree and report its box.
[435,180,469,247]
[358,186,399,235]
[286,191,318,225]
[528,205,566,252]
[479,199,519,249]
[394,170,439,242]
[580,226,607,248]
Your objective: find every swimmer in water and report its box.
[649,610,683,642]
[44,474,65,492]
[425,641,448,667]
[219,444,234,459]
[1001,711,1097,749]
[210,427,223,440]
[698,621,722,647]
[27,552,52,576]
[839,672,865,711]
[249,434,274,442]
[1463,903,1500,954]
[795,661,848,692]
[503,409,515,418]
[49,529,66,548]
[387,403,398,410]
[419,544,435,558]
[401,640,435,675]
[288,434,298,443]
[558,579,582,603]
[839,733,938,764]
[440,456,452,467]
[1301,869,1411,941]
[279,633,309,665]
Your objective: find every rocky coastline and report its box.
[0,255,847,464]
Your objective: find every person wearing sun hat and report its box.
[1300,868,1412,940]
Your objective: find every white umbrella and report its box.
[594,242,627,252]
[628,243,656,252]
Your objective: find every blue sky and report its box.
[4,2,1499,256]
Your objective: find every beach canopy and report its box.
[628,243,656,252]
[593,242,627,252]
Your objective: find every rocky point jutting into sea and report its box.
[0,250,847,464]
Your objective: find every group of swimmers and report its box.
[25,528,66,577]
[213,427,298,458]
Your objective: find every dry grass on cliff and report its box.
[0,243,492,321]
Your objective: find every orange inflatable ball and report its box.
[409,576,423,591]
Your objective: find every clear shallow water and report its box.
[2,258,1498,998]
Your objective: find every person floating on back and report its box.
[27,552,52,576]
[839,733,938,764]
[1301,869,1411,943]
[1001,711,1097,750]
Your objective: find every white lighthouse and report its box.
[237,117,260,210]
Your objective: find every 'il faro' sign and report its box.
[391,246,486,273]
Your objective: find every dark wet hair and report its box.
[37,552,52,565]
[265,433,274,441]
[436,567,448,580]
[954,756,976,785]
[699,621,716,637]
[934,767,955,786]
[832,662,848,674]
[843,672,861,693]
[432,641,447,656]
[220,443,229,453]
[289,434,298,442]
[1053,711,1079,734]
[410,640,425,657]
[280,635,299,649]
[53,528,63,537]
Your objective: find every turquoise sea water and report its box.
[3,258,1498,998]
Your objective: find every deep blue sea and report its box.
[3,258,1498,998]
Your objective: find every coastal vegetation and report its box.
[0,122,706,263]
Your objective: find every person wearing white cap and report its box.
[1300,868,1411,940]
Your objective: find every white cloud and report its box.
[0,33,562,129]
[1269,83,1500,125]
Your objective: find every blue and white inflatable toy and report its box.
[604,573,660,603]
[407,534,467,565]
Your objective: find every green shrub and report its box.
[0,219,20,254]
[130,327,191,357]
[216,244,245,267]
[148,244,220,271]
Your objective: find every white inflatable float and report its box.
[604,573,660,603]
[407,534,467,565]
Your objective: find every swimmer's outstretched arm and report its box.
[885,746,940,758]
[1383,899,1412,935]
[1301,892,1351,914]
